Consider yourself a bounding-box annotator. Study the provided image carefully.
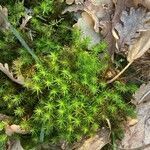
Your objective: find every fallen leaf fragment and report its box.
[74,12,101,48]
[127,117,138,126]
[5,124,28,136]
[113,7,150,52]
[75,128,110,150]
[7,139,24,150]
[63,0,113,33]
[0,5,9,29]
[0,63,24,85]
[66,0,74,5]
[120,82,150,149]
[127,31,150,62]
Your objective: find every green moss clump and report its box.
[0,0,137,149]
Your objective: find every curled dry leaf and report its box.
[5,124,28,136]
[113,7,150,52]
[127,31,150,62]
[63,0,113,33]
[0,63,24,85]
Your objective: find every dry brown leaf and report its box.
[120,82,150,149]
[75,128,110,150]
[63,0,113,33]
[0,63,24,85]
[113,8,150,52]
[127,31,150,63]
[5,124,28,136]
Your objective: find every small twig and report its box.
[107,61,133,84]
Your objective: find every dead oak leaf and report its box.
[113,7,150,52]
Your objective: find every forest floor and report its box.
[0,0,150,150]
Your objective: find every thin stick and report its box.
[107,61,133,84]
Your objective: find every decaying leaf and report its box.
[113,7,150,52]
[63,0,113,33]
[0,63,24,85]
[74,12,101,48]
[75,128,110,150]
[5,124,28,136]
[120,82,150,150]
[0,5,9,29]
[133,81,150,104]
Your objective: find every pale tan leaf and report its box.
[127,31,150,62]
[0,63,24,85]
[5,124,28,136]
[66,0,74,5]
[127,117,138,126]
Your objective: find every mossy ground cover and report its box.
[0,1,137,149]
